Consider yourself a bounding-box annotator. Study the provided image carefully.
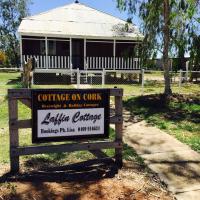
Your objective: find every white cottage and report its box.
[18,1,144,84]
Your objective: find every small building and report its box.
[18,1,144,84]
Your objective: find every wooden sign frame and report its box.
[8,88,123,173]
[31,89,110,143]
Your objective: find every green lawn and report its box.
[0,72,199,96]
[124,94,200,152]
[0,72,199,167]
[0,72,140,167]
[0,123,140,167]
[0,72,21,95]
[93,81,200,96]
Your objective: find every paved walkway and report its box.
[123,110,200,200]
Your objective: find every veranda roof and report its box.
[18,2,144,41]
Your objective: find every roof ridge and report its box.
[23,2,136,26]
[22,18,132,26]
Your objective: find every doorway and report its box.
[72,39,84,70]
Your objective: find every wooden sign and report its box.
[8,88,123,173]
[32,89,110,143]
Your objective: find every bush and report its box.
[0,51,7,66]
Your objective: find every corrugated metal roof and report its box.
[18,2,144,40]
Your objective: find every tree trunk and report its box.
[163,0,172,95]
[23,58,32,88]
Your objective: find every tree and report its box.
[163,0,171,94]
[171,0,198,73]
[116,0,197,95]
[189,34,200,81]
[0,0,31,67]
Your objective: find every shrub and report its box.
[0,51,7,66]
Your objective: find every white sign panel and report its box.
[37,108,104,138]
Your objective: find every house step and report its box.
[70,72,77,84]
[80,73,88,84]
[70,71,88,84]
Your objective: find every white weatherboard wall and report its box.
[18,2,143,40]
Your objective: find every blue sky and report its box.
[29,0,141,27]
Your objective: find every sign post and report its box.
[8,88,123,173]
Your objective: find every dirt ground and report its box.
[0,159,174,200]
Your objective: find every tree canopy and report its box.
[0,0,31,67]
[116,0,199,94]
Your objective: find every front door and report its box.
[72,39,84,70]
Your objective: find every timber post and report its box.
[114,88,123,168]
[141,69,145,95]
[8,94,19,173]
[179,69,182,92]
[102,68,105,86]
[77,68,80,88]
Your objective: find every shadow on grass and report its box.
[0,158,118,183]
[0,140,156,200]
[6,77,21,85]
[144,80,164,87]
[23,152,68,170]
[123,144,145,166]
[105,76,138,84]
[0,155,147,200]
[0,142,147,183]
[124,94,200,125]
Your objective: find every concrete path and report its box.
[123,110,200,200]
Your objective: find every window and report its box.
[48,41,56,55]
[40,41,45,55]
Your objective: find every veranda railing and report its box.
[23,55,140,70]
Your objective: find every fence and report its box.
[1,69,198,98]
[23,55,140,71]
[86,57,140,70]
[23,55,71,69]
[0,67,21,71]
[8,88,123,173]
[31,69,198,95]
[178,70,200,83]
[140,70,200,95]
